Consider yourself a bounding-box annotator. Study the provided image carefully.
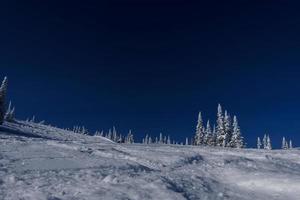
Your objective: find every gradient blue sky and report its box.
[1,1,300,148]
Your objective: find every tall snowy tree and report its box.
[148,136,152,144]
[107,129,112,140]
[266,135,272,150]
[159,133,163,144]
[282,137,288,150]
[211,125,217,146]
[230,116,244,148]
[167,136,171,145]
[263,134,268,149]
[204,120,214,146]
[289,140,293,149]
[194,112,205,145]
[0,77,8,124]
[257,137,262,149]
[224,111,233,147]
[216,104,226,147]
[112,127,118,142]
[185,137,189,145]
[126,130,134,144]
[4,101,15,122]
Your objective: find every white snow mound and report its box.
[0,121,300,200]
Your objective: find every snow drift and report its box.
[0,121,300,200]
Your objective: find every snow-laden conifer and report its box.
[266,135,272,150]
[224,111,232,147]
[282,137,288,150]
[230,116,244,148]
[185,137,189,145]
[204,120,214,146]
[263,134,267,149]
[257,137,262,149]
[216,104,226,146]
[112,127,117,142]
[0,77,7,124]
[4,101,15,122]
[194,112,205,145]
[159,133,163,144]
[126,130,134,144]
[167,136,171,145]
[289,140,293,149]
[148,136,152,144]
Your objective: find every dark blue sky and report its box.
[1,1,300,148]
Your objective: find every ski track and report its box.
[0,121,300,200]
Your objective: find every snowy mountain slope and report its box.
[0,121,300,200]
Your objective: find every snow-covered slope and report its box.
[0,121,300,200]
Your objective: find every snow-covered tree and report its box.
[126,130,134,144]
[167,136,171,145]
[4,101,15,122]
[159,133,163,144]
[211,125,217,146]
[263,134,267,149]
[148,136,152,144]
[257,137,262,149]
[185,137,189,145]
[107,129,112,140]
[194,112,205,145]
[266,135,272,150]
[112,127,118,142]
[204,120,214,146]
[163,136,167,144]
[216,104,226,146]
[230,116,244,148]
[289,140,293,149]
[145,134,149,144]
[0,77,8,124]
[224,111,233,147]
[282,137,288,150]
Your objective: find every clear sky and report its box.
[1,1,300,148]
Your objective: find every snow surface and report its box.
[0,121,300,200]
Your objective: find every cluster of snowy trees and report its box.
[141,133,185,145]
[194,104,244,148]
[257,135,293,150]
[281,136,293,149]
[0,77,15,124]
[92,127,134,144]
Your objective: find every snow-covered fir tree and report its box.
[159,133,163,144]
[230,116,244,148]
[0,77,8,124]
[145,134,149,144]
[148,136,152,144]
[282,137,288,150]
[263,134,268,149]
[289,140,293,149]
[126,130,134,144]
[211,125,217,146]
[185,137,189,145]
[216,104,226,147]
[266,135,272,150]
[257,137,262,149]
[4,101,15,122]
[167,136,171,145]
[194,112,205,145]
[224,111,233,147]
[204,120,214,146]
[112,127,117,142]
[107,129,112,140]
[163,136,167,144]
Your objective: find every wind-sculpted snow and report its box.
[0,121,300,200]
